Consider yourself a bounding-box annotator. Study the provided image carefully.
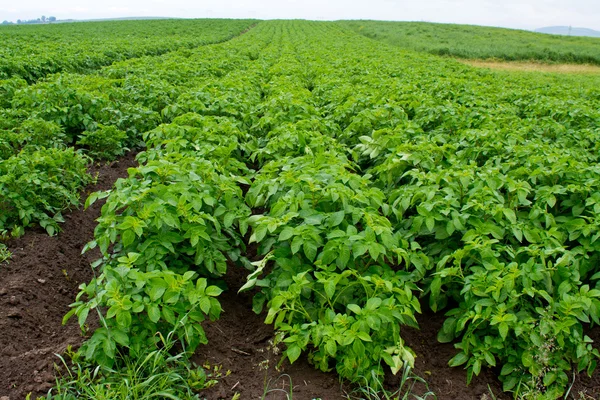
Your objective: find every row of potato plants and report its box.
[0,19,256,83]
[239,24,423,385]
[0,21,257,239]
[64,23,279,366]
[65,115,251,366]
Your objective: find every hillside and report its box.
[340,20,600,64]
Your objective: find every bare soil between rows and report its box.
[0,152,138,399]
[1,151,599,399]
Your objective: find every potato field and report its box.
[1,19,600,400]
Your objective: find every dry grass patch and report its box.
[462,59,600,74]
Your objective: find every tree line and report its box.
[2,16,57,25]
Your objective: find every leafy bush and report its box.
[242,152,422,384]
[77,125,128,160]
[18,118,67,149]
[0,148,90,235]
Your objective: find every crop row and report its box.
[0,19,256,83]
[0,21,258,239]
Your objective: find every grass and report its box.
[261,374,294,399]
[345,365,436,400]
[37,331,218,400]
[461,59,600,74]
[0,243,11,264]
[339,20,600,65]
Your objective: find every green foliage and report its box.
[0,148,90,235]
[0,118,66,159]
[347,364,436,400]
[18,118,67,149]
[340,20,600,65]
[1,18,597,399]
[0,77,27,107]
[67,116,251,366]
[0,19,257,82]
[243,153,420,384]
[0,243,10,264]
[77,125,128,160]
[44,334,219,400]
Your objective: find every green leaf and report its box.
[503,376,518,391]
[279,227,294,241]
[352,242,368,258]
[337,245,350,268]
[324,280,336,300]
[543,371,556,386]
[291,236,303,254]
[329,211,345,227]
[147,284,166,302]
[503,209,516,224]
[162,306,176,324]
[287,345,301,364]
[77,307,90,327]
[116,310,132,328]
[206,286,223,297]
[425,216,435,232]
[521,351,533,368]
[303,241,318,262]
[111,329,130,347]
[199,297,211,315]
[223,212,235,228]
[347,304,361,314]
[122,229,135,248]
[251,224,268,243]
[449,352,469,367]
[500,363,515,376]
[325,340,337,357]
[498,322,509,340]
[163,290,180,304]
[148,304,161,323]
[472,359,482,376]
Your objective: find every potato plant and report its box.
[243,153,421,383]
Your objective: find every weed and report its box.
[346,364,436,400]
[41,331,218,400]
[0,243,11,264]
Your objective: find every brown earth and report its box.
[1,151,599,400]
[0,152,138,399]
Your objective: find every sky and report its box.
[1,0,599,31]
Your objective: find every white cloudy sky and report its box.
[1,0,599,31]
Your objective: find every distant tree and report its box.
[17,19,22,24]
[41,15,46,22]
[48,16,56,22]
[1,20,11,25]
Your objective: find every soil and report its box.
[0,152,138,399]
[1,150,599,400]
